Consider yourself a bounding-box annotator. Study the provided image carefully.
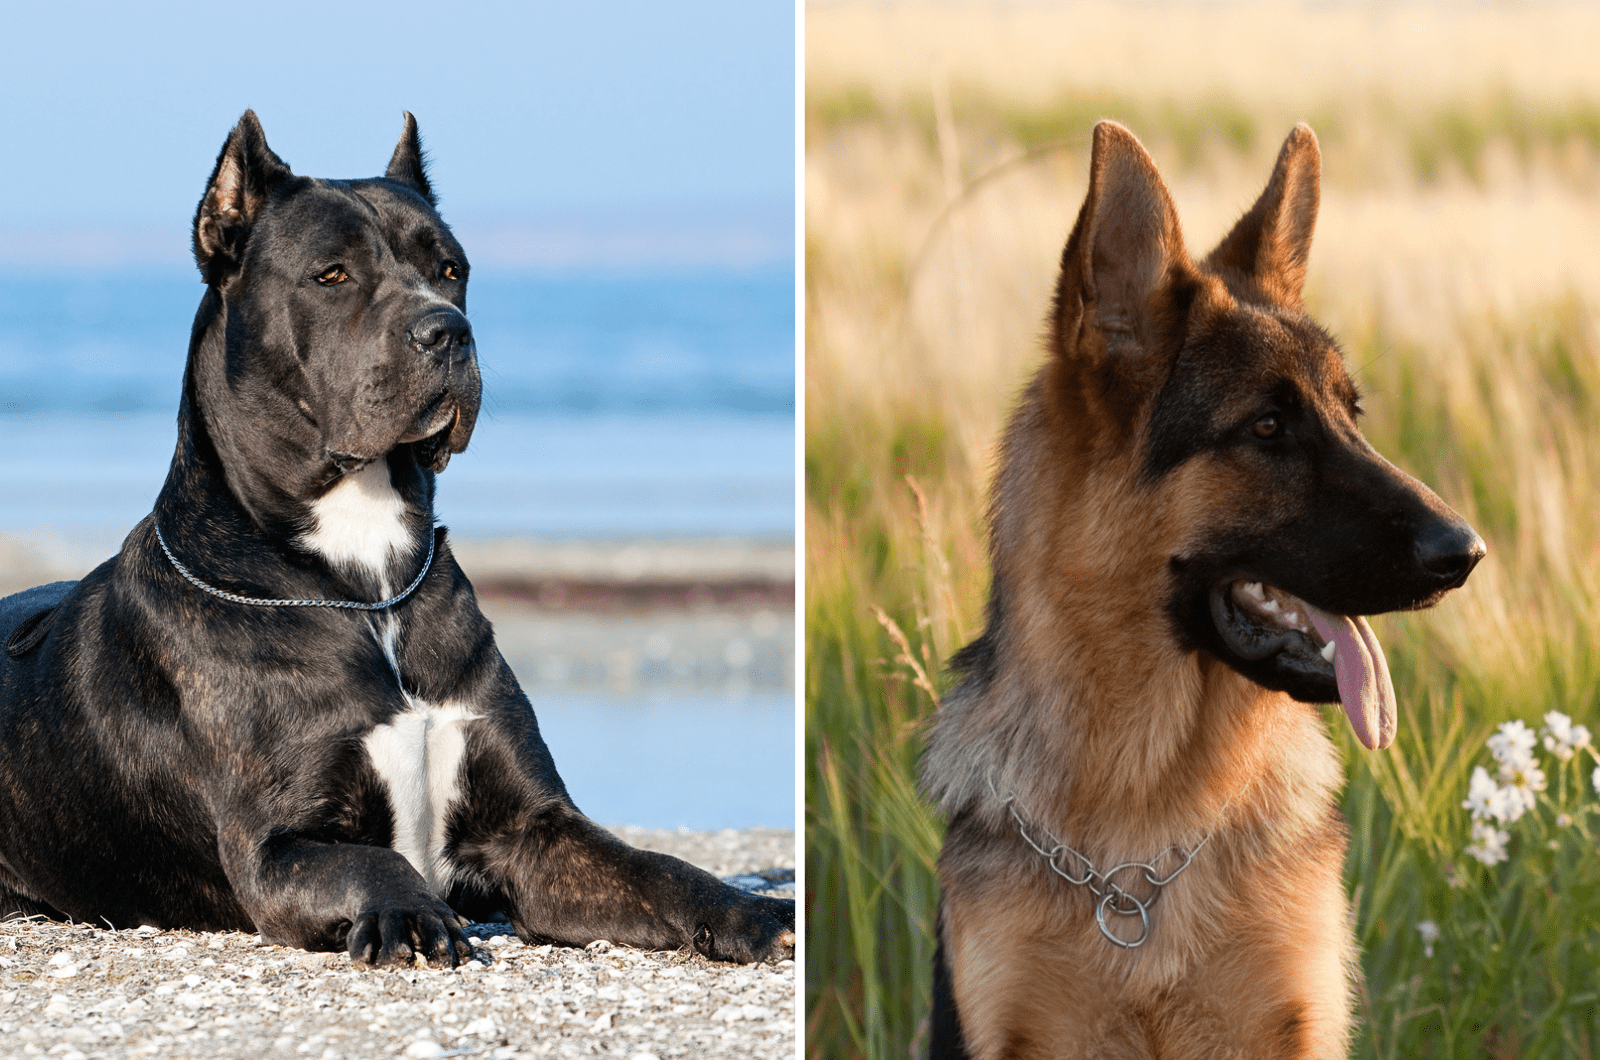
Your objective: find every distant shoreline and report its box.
[0,534,795,609]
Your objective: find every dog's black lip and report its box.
[1207,582,1332,674]
[422,420,451,447]
[1387,587,1455,613]
[406,418,455,469]
[325,449,375,475]
[397,392,452,444]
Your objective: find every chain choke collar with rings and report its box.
[988,776,1242,949]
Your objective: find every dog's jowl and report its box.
[922,123,1481,1058]
[0,111,793,966]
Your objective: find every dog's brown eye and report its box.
[1252,416,1281,439]
[316,266,348,286]
[441,261,461,281]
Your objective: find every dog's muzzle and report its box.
[394,305,481,466]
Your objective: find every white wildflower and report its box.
[1416,920,1440,958]
[1541,711,1590,761]
[1461,766,1512,822]
[1556,813,1573,828]
[1466,820,1510,866]
[1497,759,1546,822]
[1592,763,1600,796]
[1487,720,1537,769]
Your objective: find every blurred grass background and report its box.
[804,3,1600,1057]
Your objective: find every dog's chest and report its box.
[302,464,477,896]
[362,686,476,896]
[360,611,480,896]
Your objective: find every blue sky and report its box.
[1,1,794,266]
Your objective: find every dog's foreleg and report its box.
[221,834,472,966]
[456,809,795,963]
[930,901,971,1060]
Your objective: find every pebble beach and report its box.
[0,828,796,1060]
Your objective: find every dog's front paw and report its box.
[691,892,795,964]
[346,896,474,968]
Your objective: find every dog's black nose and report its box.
[408,308,474,364]
[1414,519,1486,589]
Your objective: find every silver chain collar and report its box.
[989,777,1222,949]
[154,522,436,611]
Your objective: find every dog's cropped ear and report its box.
[1053,121,1188,364]
[193,110,293,286]
[1204,123,1320,308]
[385,112,436,207]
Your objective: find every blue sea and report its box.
[0,266,795,539]
[0,265,796,831]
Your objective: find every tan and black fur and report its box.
[923,123,1482,1058]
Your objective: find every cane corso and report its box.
[0,111,794,967]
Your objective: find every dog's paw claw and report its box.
[346,901,470,969]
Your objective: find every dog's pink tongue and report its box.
[1304,607,1396,750]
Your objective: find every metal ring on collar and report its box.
[1143,845,1200,888]
[1048,850,1096,888]
[1096,890,1150,949]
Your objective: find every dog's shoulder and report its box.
[1,580,78,658]
[1,539,155,670]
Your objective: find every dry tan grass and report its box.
[808,2,1600,108]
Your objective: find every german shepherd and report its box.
[922,122,1483,1058]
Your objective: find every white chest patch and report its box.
[364,696,479,895]
[300,461,411,582]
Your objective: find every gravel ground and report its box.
[0,829,795,1060]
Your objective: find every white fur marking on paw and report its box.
[300,461,410,581]
[364,699,479,895]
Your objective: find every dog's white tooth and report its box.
[1282,611,1301,627]
[1261,599,1280,614]
[1242,581,1264,599]
[1321,641,1337,662]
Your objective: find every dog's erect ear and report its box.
[385,112,436,207]
[1205,123,1321,307]
[193,110,293,285]
[1053,121,1188,362]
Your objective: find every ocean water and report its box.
[0,266,796,830]
[0,266,796,538]
[533,692,794,831]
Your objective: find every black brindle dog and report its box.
[0,111,794,967]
